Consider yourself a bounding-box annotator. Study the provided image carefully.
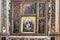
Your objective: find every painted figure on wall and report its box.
[39,3,45,17]
[23,19,34,32]
[38,20,45,33]
[13,20,19,33]
[22,3,36,14]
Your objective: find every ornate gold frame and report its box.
[37,19,46,35]
[11,3,20,34]
[37,2,48,35]
[10,0,48,35]
[21,16,36,34]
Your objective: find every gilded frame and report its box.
[37,19,46,35]
[37,2,48,35]
[11,3,20,34]
[21,16,36,34]
[10,0,48,35]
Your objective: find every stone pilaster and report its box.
[55,0,59,34]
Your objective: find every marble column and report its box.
[55,0,59,34]
[6,0,10,35]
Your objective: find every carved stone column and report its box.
[6,0,10,35]
[55,0,59,34]
[0,0,10,35]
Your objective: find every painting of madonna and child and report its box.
[21,17,36,33]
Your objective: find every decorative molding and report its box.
[6,0,10,35]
